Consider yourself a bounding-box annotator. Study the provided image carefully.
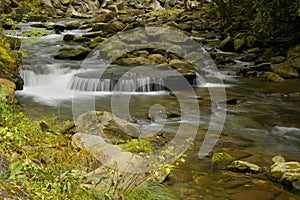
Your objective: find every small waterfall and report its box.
[70,76,165,92]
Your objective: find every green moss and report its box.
[211,152,234,170]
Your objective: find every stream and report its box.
[11,22,300,199]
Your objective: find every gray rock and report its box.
[219,36,234,52]
[0,155,10,180]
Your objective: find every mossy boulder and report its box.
[227,160,262,173]
[270,156,300,190]
[211,152,234,170]
[264,72,284,82]
[169,59,197,71]
[271,61,299,78]
[54,47,90,60]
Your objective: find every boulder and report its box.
[227,160,262,173]
[287,44,300,70]
[53,24,66,33]
[75,111,141,143]
[63,34,75,41]
[264,72,284,82]
[148,54,168,64]
[211,152,235,170]
[219,36,234,52]
[65,20,82,30]
[271,61,299,78]
[233,33,247,52]
[92,21,125,33]
[41,0,57,17]
[270,156,300,190]
[54,47,90,60]
[169,59,197,71]
[90,9,116,23]
[114,57,154,66]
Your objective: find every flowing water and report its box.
[11,23,300,199]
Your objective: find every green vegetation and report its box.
[0,86,177,199]
[212,0,300,38]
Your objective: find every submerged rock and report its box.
[228,160,262,173]
[270,156,300,190]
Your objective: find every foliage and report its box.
[212,0,300,38]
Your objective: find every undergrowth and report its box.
[0,85,177,199]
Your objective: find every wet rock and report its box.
[245,35,258,49]
[264,72,284,82]
[270,156,300,190]
[0,155,10,180]
[228,160,262,173]
[90,9,116,23]
[148,54,168,64]
[270,56,286,64]
[63,34,75,41]
[65,20,81,30]
[53,24,65,33]
[169,59,197,71]
[41,0,57,17]
[54,47,90,60]
[234,33,247,52]
[271,61,299,78]
[211,152,235,170]
[219,36,234,52]
[87,36,106,48]
[287,44,300,70]
[0,78,16,102]
[73,37,91,43]
[114,57,154,66]
[272,156,285,163]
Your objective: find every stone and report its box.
[264,72,284,82]
[270,158,300,190]
[227,160,262,173]
[270,56,286,64]
[53,24,66,33]
[169,59,197,71]
[63,34,75,41]
[60,121,76,135]
[234,33,247,52]
[245,35,258,48]
[287,44,300,70]
[272,156,285,163]
[90,9,116,23]
[65,20,82,30]
[211,152,235,170]
[219,36,234,52]
[114,57,154,66]
[54,47,91,60]
[75,111,141,143]
[148,54,168,64]
[271,61,299,78]
[41,0,56,17]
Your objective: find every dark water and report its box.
[12,23,300,199]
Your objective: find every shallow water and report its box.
[12,23,300,199]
